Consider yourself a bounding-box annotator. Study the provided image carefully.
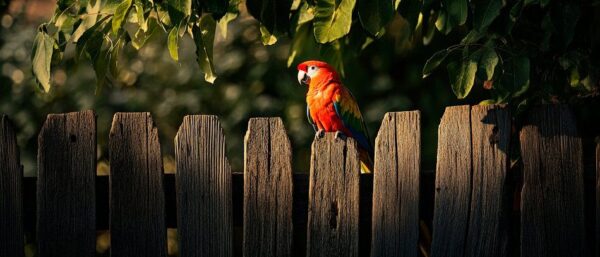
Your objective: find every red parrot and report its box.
[297,60,374,173]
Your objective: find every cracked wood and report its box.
[243,117,293,257]
[110,113,166,257]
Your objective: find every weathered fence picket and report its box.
[431,105,472,257]
[243,118,293,257]
[371,111,420,257]
[520,105,586,257]
[0,115,23,257]
[37,111,96,257]
[307,134,360,257]
[0,104,597,257]
[109,113,166,257]
[431,105,511,257]
[466,105,511,257]
[175,115,232,257]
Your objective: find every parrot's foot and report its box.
[334,131,346,140]
[315,129,325,139]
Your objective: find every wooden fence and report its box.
[0,105,597,257]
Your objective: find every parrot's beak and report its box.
[297,70,310,86]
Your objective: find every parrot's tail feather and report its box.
[360,161,372,173]
[359,148,374,173]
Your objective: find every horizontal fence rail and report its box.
[0,105,597,257]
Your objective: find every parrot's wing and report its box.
[333,88,373,156]
[307,105,317,131]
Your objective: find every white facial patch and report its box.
[306,66,319,77]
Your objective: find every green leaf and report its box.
[569,68,580,87]
[246,0,292,37]
[357,0,395,37]
[56,0,76,10]
[112,0,132,34]
[539,0,550,7]
[71,0,103,42]
[193,15,217,83]
[93,42,111,92]
[460,30,483,44]
[435,9,453,34]
[201,0,229,20]
[423,49,449,78]
[216,0,241,38]
[54,13,78,35]
[287,22,320,67]
[479,99,497,105]
[132,18,160,49]
[135,0,148,31]
[289,1,315,37]
[32,31,55,92]
[167,0,192,25]
[398,0,421,33]
[313,0,357,43]
[320,40,345,77]
[507,0,523,32]
[168,24,180,62]
[297,3,315,25]
[423,14,437,45]
[110,34,128,78]
[477,46,498,80]
[75,15,111,59]
[552,3,580,49]
[447,57,478,99]
[217,12,237,39]
[473,0,502,32]
[259,25,278,45]
[499,56,530,97]
[444,0,468,27]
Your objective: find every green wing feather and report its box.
[306,105,317,131]
[333,88,373,155]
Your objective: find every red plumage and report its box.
[297,60,374,173]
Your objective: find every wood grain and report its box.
[243,118,293,257]
[306,133,360,257]
[431,105,472,257]
[597,140,600,257]
[520,105,585,257]
[371,111,420,257]
[109,113,166,257]
[37,111,96,257]
[0,115,23,257]
[466,105,510,257]
[175,115,232,257]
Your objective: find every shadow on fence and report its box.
[0,104,597,257]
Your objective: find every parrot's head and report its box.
[296,60,339,87]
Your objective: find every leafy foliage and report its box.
[32,0,600,106]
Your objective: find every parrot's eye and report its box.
[306,65,319,77]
